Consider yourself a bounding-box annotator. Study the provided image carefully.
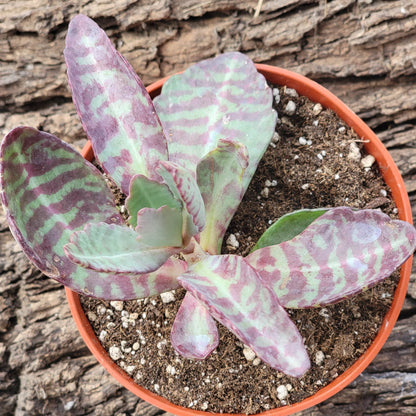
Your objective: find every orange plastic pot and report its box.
[66,64,413,416]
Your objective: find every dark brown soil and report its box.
[81,86,399,414]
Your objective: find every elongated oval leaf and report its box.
[154,52,277,191]
[178,255,310,377]
[64,14,168,194]
[0,127,121,289]
[246,207,416,308]
[126,174,181,227]
[197,139,248,254]
[252,208,328,251]
[0,127,184,300]
[64,221,180,274]
[171,292,219,360]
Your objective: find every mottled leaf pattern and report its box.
[252,208,328,251]
[157,161,205,238]
[154,52,277,191]
[64,14,168,194]
[247,207,416,308]
[197,139,248,254]
[178,255,310,377]
[171,292,219,359]
[126,174,181,227]
[64,222,179,274]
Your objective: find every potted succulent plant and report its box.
[1,14,415,416]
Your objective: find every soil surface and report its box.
[81,86,399,414]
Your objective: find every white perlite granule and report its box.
[109,345,122,360]
[276,384,288,401]
[315,350,325,366]
[226,234,239,249]
[110,300,124,311]
[160,291,176,304]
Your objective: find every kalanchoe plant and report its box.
[1,15,415,379]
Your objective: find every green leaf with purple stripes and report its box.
[0,127,121,292]
[153,52,277,191]
[246,207,416,309]
[126,175,181,227]
[104,256,186,300]
[171,292,219,359]
[157,161,205,240]
[252,208,328,251]
[178,255,310,377]
[197,139,248,254]
[0,126,185,300]
[64,220,181,274]
[64,14,168,195]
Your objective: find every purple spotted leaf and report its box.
[246,207,416,308]
[171,292,219,360]
[153,52,277,192]
[178,255,310,377]
[197,139,249,254]
[157,161,205,240]
[64,14,168,195]
[126,174,181,227]
[64,219,181,274]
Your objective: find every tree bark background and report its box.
[1,1,416,415]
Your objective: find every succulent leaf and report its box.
[0,127,186,300]
[153,52,277,191]
[246,207,416,308]
[197,139,249,254]
[171,292,219,360]
[157,161,205,238]
[64,220,180,274]
[107,256,186,300]
[178,255,310,377]
[64,14,168,194]
[126,175,181,227]
[252,208,328,251]
[0,127,126,294]
[135,205,184,248]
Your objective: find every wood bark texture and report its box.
[1,1,416,415]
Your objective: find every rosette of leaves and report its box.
[1,15,415,378]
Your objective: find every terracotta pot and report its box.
[66,64,413,416]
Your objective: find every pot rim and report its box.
[66,64,413,416]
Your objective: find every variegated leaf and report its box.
[197,139,248,254]
[178,255,310,377]
[157,161,205,239]
[0,127,119,292]
[252,208,328,251]
[0,127,185,300]
[171,292,219,359]
[103,256,186,300]
[154,52,277,191]
[64,14,168,194]
[246,207,416,308]
[64,221,180,274]
[126,174,181,227]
